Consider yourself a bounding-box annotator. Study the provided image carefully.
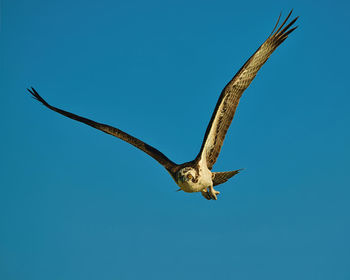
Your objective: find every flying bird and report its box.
[28,11,298,200]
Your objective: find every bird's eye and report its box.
[187,174,193,180]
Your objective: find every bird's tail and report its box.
[212,169,243,186]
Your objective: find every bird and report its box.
[28,11,298,200]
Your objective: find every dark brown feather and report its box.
[212,169,242,186]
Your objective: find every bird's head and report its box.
[176,167,198,186]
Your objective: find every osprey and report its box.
[28,11,298,200]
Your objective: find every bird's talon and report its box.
[208,187,220,200]
[201,189,212,200]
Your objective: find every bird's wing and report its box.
[196,11,298,169]
[28,87,178,173]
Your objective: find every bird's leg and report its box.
[201,189,212,200]
[208,185,220,200]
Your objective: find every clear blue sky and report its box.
[1,0,349,279]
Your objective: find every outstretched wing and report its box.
[28,87,178,173]
[196,11,298,169]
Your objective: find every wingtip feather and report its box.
[268,12,282,38]
[268,10,298,46]
[27,87,50,107]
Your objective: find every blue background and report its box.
[1,0,349,279]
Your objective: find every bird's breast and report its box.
[177,166,212,193]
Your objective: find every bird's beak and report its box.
[178,176,184,183]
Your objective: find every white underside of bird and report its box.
[175,156,220,200]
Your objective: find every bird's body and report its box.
[176,160,212,192]
[28,11,298,200]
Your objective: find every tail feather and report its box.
[212,169,243,186]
